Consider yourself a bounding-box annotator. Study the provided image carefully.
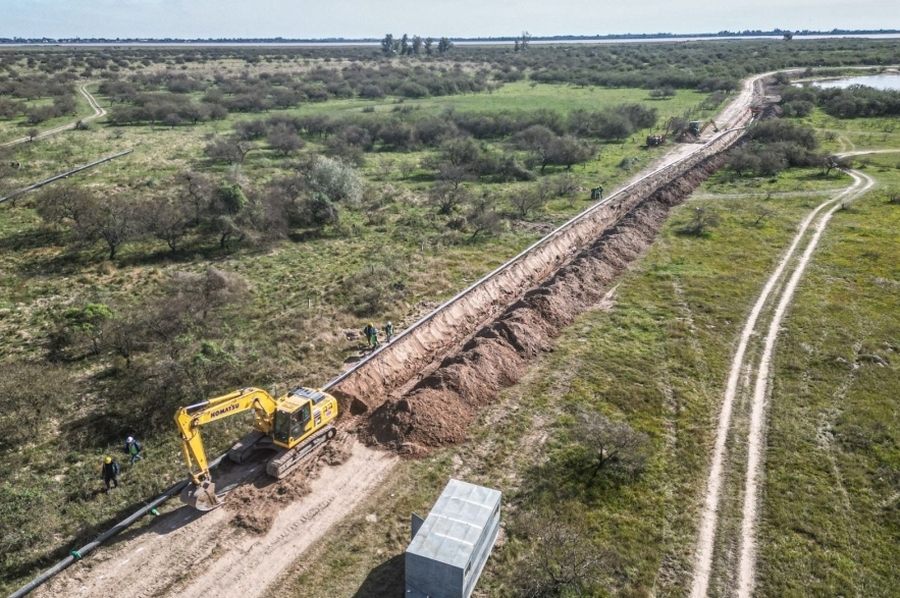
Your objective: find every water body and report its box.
[813,73,900,90]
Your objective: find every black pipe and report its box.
[9,451,229,598]
[0,149,134,205]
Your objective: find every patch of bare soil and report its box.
[225,433,353,534]
[362,153,728,451]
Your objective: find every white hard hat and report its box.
[126,436,134,443]
[387,321,392,325]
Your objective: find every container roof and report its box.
[407,479,501,568]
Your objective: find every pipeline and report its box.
[8,453,227,598]
[324,118,753,412]
[0,149,134,205]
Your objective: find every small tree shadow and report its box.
[352,553,405,598]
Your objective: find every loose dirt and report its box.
[361,153,729,452]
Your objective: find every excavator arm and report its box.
[174,387,278,510]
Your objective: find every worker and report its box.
[371,325,380,348]
[363,322,376,348]
[124,436,144,465]
[101,456,120,492]
[385,321,394,343]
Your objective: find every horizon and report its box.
[4,0,898,41]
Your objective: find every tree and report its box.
[821,154,851,175]
[412,35,423,56]
[177,171,212,227]
[520,31,532,51]
[307,155,364,206]
[267,122,305,155]
[400,34,410,56]
[572,408,649,482]
[679,207,721,237]
[206,183,257,249]
[466,193,503,241]
[510,183,550,219]
[203,136,254,164]
[141,197,190,252]
[515,125,556,173]
[54,303,113,357]
[510,505,612,598]
[84,195,143,259]
[424,37,434,55]
[381,33,396,56]
[429,182,470,215]
[727,146,760,177]
[437,37,454,54]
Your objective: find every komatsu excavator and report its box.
[174,386,338,511]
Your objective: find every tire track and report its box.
[1,84,106,147]
[689,169,874,597]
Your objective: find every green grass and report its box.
[266,179,826,598]
[755,154,900,597]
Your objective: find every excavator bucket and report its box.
[181,480,221,511]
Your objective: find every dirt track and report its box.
[688,169,876,598]
[28,76,765,598]
[32,439,396,598]
[0,84,106,147]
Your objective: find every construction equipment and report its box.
[174,386,339,511]
[646,117,675,147]
[688,119,719,136]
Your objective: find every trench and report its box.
[325,123,749,449]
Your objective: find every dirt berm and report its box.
[326,124,749,422]
[360,151,729,450]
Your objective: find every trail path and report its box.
[689,167,875,598]
[1,84,106,147]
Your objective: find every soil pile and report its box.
[225,434,351,533]
[362,154,726,451]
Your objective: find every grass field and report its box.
[3,55,900,596]
[261,121,900,597]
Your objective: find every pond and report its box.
[812,73,900,91]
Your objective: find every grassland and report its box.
[0,64,722,591]
[257,119,900,597]
[2,47,899,596]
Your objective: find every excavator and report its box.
[688,119,719,136]
[174,386,339,511]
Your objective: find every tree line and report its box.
[780,81,900,119]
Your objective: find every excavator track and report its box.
[266,425,337,479]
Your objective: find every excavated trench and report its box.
[359,152,729,451]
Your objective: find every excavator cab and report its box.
[273,402,312,447]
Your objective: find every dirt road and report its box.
[1,84,106,147]
[689,169,876,598]
[32,440,396,598]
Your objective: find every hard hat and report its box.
[369,322,373,326]
[126,436,134,443]
[387,321,392,325]
[105,456,112,464]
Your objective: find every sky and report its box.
[2,0,897,39]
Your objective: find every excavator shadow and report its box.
[352,553,404,598]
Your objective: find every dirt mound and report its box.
[362,153,726,451]
[225,433,352,534]
[227,473,313,534]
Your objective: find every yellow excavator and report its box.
[174,386,338,511]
